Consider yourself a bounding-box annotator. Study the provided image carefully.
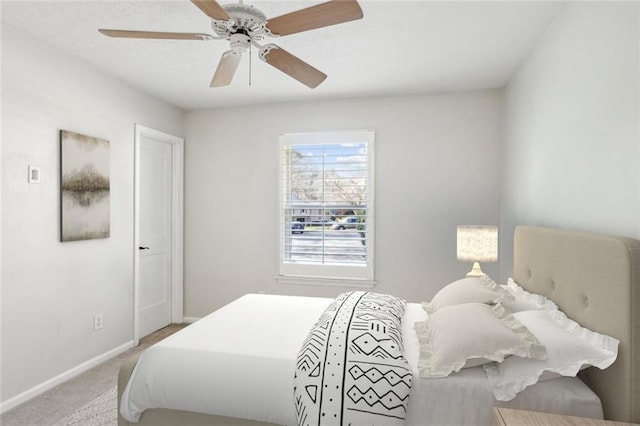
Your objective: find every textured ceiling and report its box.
[1,1,565,110]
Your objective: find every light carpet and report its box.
[52,387,117,426]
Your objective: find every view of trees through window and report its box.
[282,142,369,267]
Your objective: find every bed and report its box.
[117,225,640,425]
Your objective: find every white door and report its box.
[138,135,173,338]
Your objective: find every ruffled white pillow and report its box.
[483,309,619,401]
[415,303,546,378]
[424,276,513,314]
[500,278,558,313]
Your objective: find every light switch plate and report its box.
[28,166,41,184]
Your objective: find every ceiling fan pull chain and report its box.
[249,43,252,86]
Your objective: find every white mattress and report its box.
[121,293,603,425]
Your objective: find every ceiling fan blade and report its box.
[260,45,327,89]
[211,51,242,87]
[266,0,363,36]
[99,29,213,40]
[191,0,231,21]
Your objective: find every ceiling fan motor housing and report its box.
[212,3,268,40]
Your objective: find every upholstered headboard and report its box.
[512,226,640,423]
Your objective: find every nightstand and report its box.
[492,407,638,426]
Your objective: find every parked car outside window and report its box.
[331,217,358,230]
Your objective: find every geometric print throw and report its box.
[294,291,412,426]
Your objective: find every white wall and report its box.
[184,91,502,317]
[501,2,640,277]
[1,25,183,406]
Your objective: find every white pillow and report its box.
[424,276,513,314]
[415,303,546,378]
[483,309,619,401]
[500,278,558,313]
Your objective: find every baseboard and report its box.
[182,316,201,324]
[0,340,135,414]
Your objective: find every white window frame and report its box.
[277,129,375,286]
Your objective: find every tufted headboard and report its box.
[512,226,640,423]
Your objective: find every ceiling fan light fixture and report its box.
[229,32,251,53]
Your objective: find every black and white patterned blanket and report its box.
[294,291,412,426]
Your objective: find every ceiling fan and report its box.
[99,0,363,89]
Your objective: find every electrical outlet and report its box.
[93,313,103,331]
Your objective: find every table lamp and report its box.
[457,225,498,277]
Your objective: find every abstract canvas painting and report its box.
[60,130,110,242]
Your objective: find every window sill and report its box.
[275,275,378,288]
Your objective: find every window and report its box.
[279,130,375,284]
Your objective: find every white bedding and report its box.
[121,293,603,425]
[401,303,603,425]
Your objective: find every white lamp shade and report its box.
[457,226,498,262]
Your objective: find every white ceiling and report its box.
[1,1,565,110]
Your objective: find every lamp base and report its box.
[466,262,486,277]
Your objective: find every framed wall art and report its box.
[60,130,110,242]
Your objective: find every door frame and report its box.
[133,124,184,345]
